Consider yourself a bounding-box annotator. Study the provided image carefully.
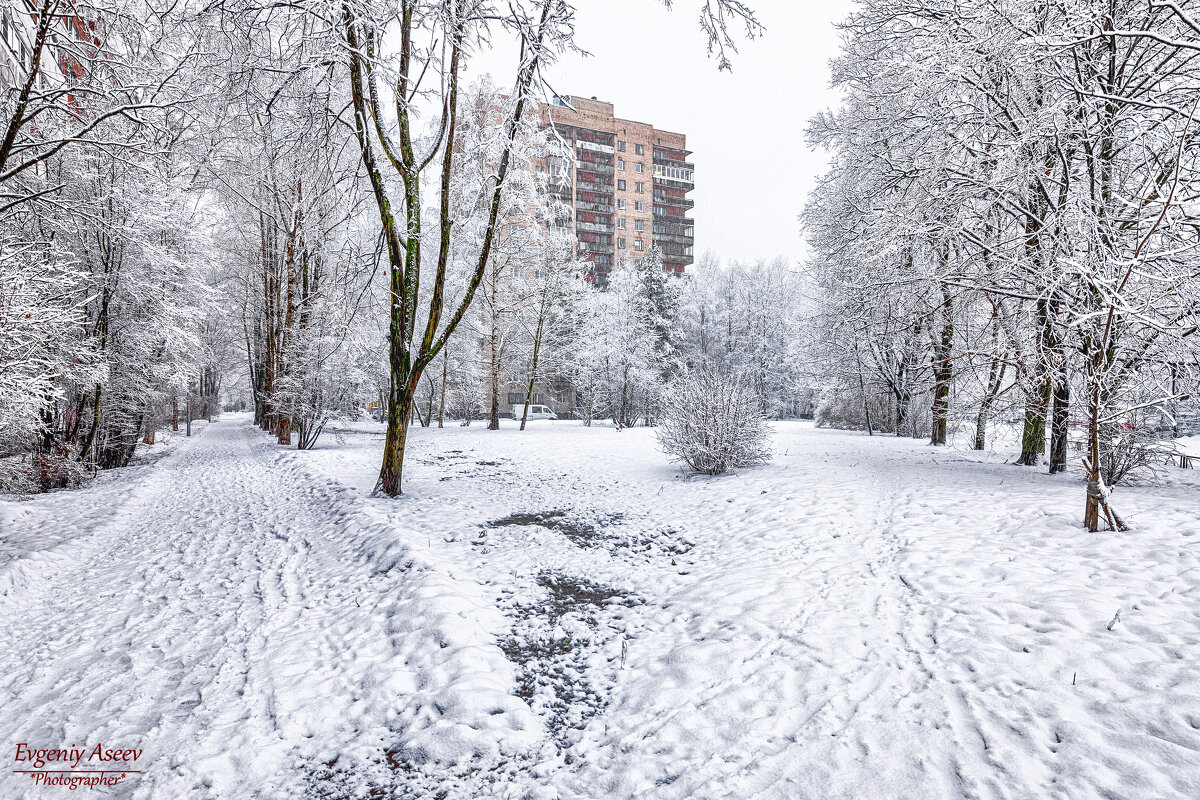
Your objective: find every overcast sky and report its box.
[471,0,855,265]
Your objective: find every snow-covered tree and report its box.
[807,0,1200,529]
[573,257,663,428]
[334,0,761,495]
[679,255,808,418]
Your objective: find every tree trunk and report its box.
[489,375,500,430]
[929,281,954,446]
[416,374,433,427]
[172,397,179,431]
[1049,370,1069,474]
[143,414,155,445]
[277,416,291,445]
[975,368,999,451]
[1083,377,1126,532]
[520,379,535,430]
[438,350,447,428]
[853,337,873,436]
[974,315,1007,450]
[974,354,1006,451]
[520,315,546,432]
[77,385,103,464]
[1018,298,1055,466]
[1016,380,1049,465]
[488,324,501,430]
[930,376,950,445]
[378,384,416,496]
[973,404,989,451]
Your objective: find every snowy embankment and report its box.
[3,416,1200,799]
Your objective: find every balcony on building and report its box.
[651,162,695,185]
[653,191,694,210]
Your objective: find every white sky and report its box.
[470,0,854,265]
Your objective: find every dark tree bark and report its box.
[438,350,448,428]
[1048,366,1070,474]
[1017,299,1055,466]
[929,283,954,446]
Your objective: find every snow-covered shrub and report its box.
[0,447,90,495]
[1098,414,1175,485]
[817,389,878,432]
[815,387,895,433]
[657,368,772,475]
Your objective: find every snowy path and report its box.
[0,417,536,800]
[4,417,1200,799]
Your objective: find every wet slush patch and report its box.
[487,509,624,547]
[534,571,639,621]
[420,448,513,481]
[500,571,642,749]
[485,509,694,556]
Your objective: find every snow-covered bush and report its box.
[657,368,772,475]
[1098,414,1175,485]
[815,387,894,433]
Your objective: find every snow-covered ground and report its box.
[3,415,1200,799]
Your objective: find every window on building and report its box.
[617,199,626,210]
[617,218,626,229]
[634,240,644,251]
[635,219,644,232]
[617,179,626,191]
[617,140,626,152]
[634,201,644,212]
[618,237,626,249]
[617,159,625,170]
[507,392,524,404]
[534,393,544,404]
[635,182,644,193]
[634,143,644,155]
[635,162,644,173]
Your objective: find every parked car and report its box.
[512,404,558,421]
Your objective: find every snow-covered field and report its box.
[3,414,1200,799]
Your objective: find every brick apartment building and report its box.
[1,2,100,89]
[492,95,695,421]
[535,95,695,284]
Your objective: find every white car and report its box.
[512,404,558,421]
